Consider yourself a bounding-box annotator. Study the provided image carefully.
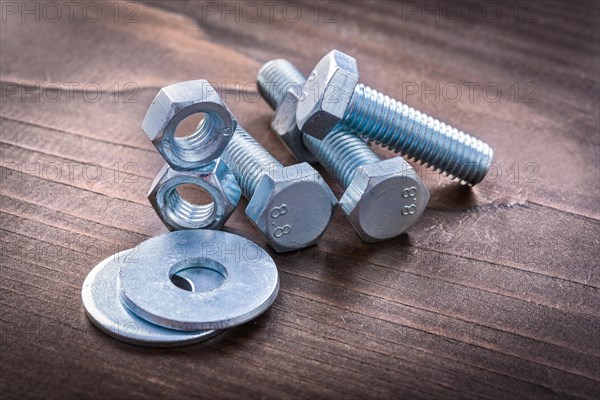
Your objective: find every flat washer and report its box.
[82,249,220,347]
[118,230,279,331]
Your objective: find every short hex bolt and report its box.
[296,50,494,186]
[221,126,337,252]
[258,59,429,242]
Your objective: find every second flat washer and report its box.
[118,230,279,331]
[82,249,219,347]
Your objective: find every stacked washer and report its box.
[82,230,279,347]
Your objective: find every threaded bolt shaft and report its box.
[221,126,282,199]
[258,59,306,110]
[257,59,386,190]
[303,128,380,189]
[342,84,493,186]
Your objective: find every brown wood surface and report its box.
[1,1,599,399]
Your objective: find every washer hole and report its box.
[169,257,227,293]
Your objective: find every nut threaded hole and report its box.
[171,112,228,163]
[165,183,216,228]
[174,112,207,136]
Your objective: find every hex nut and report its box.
[142,80,237,170]
[296,50,359,140]
[148,159,241,231]
[340,157,430,243]
[271,87,317,164]
[244,162,337,252]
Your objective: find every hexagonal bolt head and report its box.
[340,158,429,243]
[245,162,337,253]
[296,50,359,140]
[271,87,317,164]
[148,159,241,231]
[142,80,237,170]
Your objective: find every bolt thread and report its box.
[257,59,306,110]
[221,126,282,198]
[344,84,493,185]
[303,127,380,189]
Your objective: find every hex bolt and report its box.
[221,126,337,252]
[296,50,494,186]
[258,59,429,242]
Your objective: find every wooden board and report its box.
[1,1,599,398]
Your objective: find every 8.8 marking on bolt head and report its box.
[401,186,418,216]
[270,204,292,238]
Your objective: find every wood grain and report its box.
[1,1,599,399]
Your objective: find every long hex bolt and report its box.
[221,126,337,252]
[258,60,429,242]
[295,50,494,186]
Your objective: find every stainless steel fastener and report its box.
[142,80,237,170]
[258,59,429,242]
[147,160,241,231]
[296,50,494,186]
[82,248,220,347]
[221,126,337,252]
[118,230,279,331]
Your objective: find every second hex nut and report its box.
[148,160,241,231]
